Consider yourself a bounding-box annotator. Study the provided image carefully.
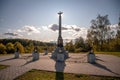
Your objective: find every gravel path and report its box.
[0,53,120,80]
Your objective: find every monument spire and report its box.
[58,11,63,37]
[57,11,63,47]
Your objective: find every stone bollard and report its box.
[87,52,96,64]
[14,52,19,58]
[44,50,48,55]
[32,52,39,61]
[14,47,20,58]
[44,48,48,55]
[65,51,69,58]
[32,46,39,61]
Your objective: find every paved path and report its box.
[0,53,120,80]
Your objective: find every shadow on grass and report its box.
[55,61,66,80]
[91,62,119,75]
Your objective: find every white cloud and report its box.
[64,25,81,32]
[4,24,87,42]
[3,32,23,39]
[17,25,40,35]
[4,32,18,36]
[47,24,88,41]
[2,24,119,42]
[48,24,81,32]
[73,27,88,39]
[48,24,67,31]
[109,24,118,29]
[41,26,49,31]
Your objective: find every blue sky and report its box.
[0,0,120,42]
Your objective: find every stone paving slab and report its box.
[0,53,120,80]
[0,66,31,80]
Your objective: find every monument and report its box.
[51,11,69,61]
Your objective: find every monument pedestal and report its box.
[32,52,39,61]
[51,47,69,61]
[57,53,64,62]
[14,52,19,58]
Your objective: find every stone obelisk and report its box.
[57,11,63,47]
[51,11,69,61]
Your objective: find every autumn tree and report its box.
[25,42,34,53]
[14,42,24,53]
[6,42,15,53]
[74,37,84,49]
[115,17,120,51]
[65,41,75,53]
[87,14,111,51]
[0,43,7,54]
[116,17,120,40]
[74,37,87,52]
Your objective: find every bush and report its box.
[0,43,7,54]
[75,48,81,53]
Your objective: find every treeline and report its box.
[65,37,90,53]
[0,39,55,54]
[65,14,120,52]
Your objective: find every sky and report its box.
[0,0,120,42]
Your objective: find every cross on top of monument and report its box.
[58,11,63,15]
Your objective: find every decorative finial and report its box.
[58,11,63,15]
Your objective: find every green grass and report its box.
[0,64,9,70]
[14,69,120,80]
[70,52,120,57]
[95,52,120,57]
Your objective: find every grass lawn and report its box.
[95,52,120,57]
[0,64,9,70]
[15,69,120,80]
